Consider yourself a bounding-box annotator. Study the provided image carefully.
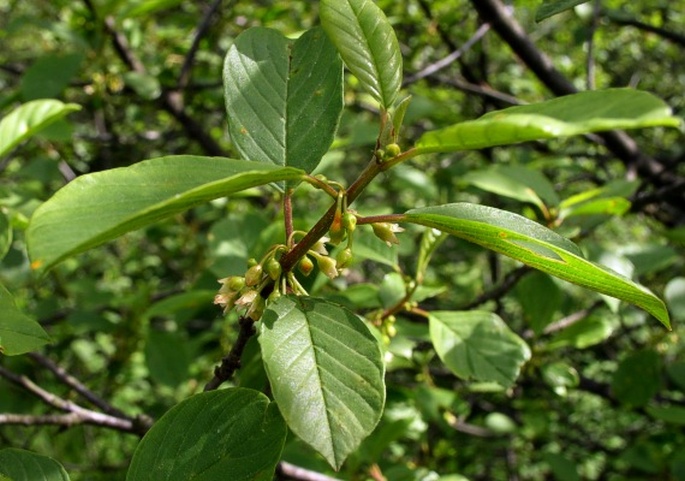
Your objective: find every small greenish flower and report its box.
[372,222,404,247]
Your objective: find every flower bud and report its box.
[246,294,265,321]
[342,212,357,233]
[244,264,263,287]
[336,248,353,269]
[267,288,281,304]
[329,209,345,245]
[298,256,314,276]
[247,257,258,268]
[265,257,282,281]
[225,276,245,292]
[372,222,404,247]
[235,288,258,307]
[315,254,338,279]
[385,143,401,158]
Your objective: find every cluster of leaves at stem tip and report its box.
[15,0,681,477]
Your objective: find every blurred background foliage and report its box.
[1,0,685,479]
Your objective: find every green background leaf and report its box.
[536,0,591,22]
[126,388,286,481]
[259,295,385,470]
[429,311,531,387]
[415,89,680,154]
[611,350,662,407]
[20,53,83,100]
[0,100,81,158]
[320,0,402,109]
[404,203,670,328]
[26,156,303,272]
[223,27,343,175]
[0,448,70,481]
[0,210,11,261]
[0,284,51,356]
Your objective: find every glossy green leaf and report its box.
[0,284,51,356]
[259,295,385,470]
[403,203,671,328]
[429,311,531,387]
[127,388,286,481]
[27,156,303,272]
[320,0,402,109]
[536,0,590,22]
[0,100,81,158]
[223,27,343,176]
[415,89,680,154]
[0,210,11,261]
[0,448,70,481]
[611,350,661,407]
[463,165,559,211]
[560,179,637,220]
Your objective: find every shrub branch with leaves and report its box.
[0,0,681,479]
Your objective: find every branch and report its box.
[178,0,226,89]
[83,0,226,157]
[277,461,343,481]
[604,10,685,47]
[204,316,256,391]
[469,0,685,223]
[0,364,151,435]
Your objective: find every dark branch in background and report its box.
[469,0,685,226]
[82,0,226,157]
[460,266,531,310]
[28,352,127,418]
[585,0,601,90]
[604,9,685,47]
[204,316,256,391]
[178,0,225,90]
[0,364,151,436]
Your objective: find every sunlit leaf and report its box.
[260,295,385,470]
[224,27,343,176]
[415,89,680,154]
[403,203,670,328]
[127,388,286,481]
[429,310,531,387]
[320,0,402,109]
[0,100,81,158]
[536,0,591,22]
[27,156,303,272]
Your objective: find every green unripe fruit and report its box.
[265,258,282,281]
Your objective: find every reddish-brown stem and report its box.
[356,213,406,226]
[283,189,294,244]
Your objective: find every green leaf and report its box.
[320,0,402,109]
[514,272,562,334]
[26,156,303,272]
[0,448,70,481]
[611,350,661,407]
[0,210,11,261]
[415,89,681,154]
[0,100,81,158]
[404,203,671,328]
[259,295,385,470]
[0,284,51,356]
[429,311,531,387]
[144,330,190,387]
[126,388,286,481]
[20,53,83,100]
[463,165,559,211]
[122,72,161,100]
[646,406,685,426]
[536,0,590,22]
[223,27,343,176]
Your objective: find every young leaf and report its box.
[223,27,343,176]
[429,311,531,387]
[415,89,681,154]
[126,388,286,481]
[0,448,70,481]
[536,0,591,22]
[403,203,671,328]
[259,295,385,470]
[27,156,304,272]
[0,99,81,158]
[320,0,402,109]
[0,284,51,356]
